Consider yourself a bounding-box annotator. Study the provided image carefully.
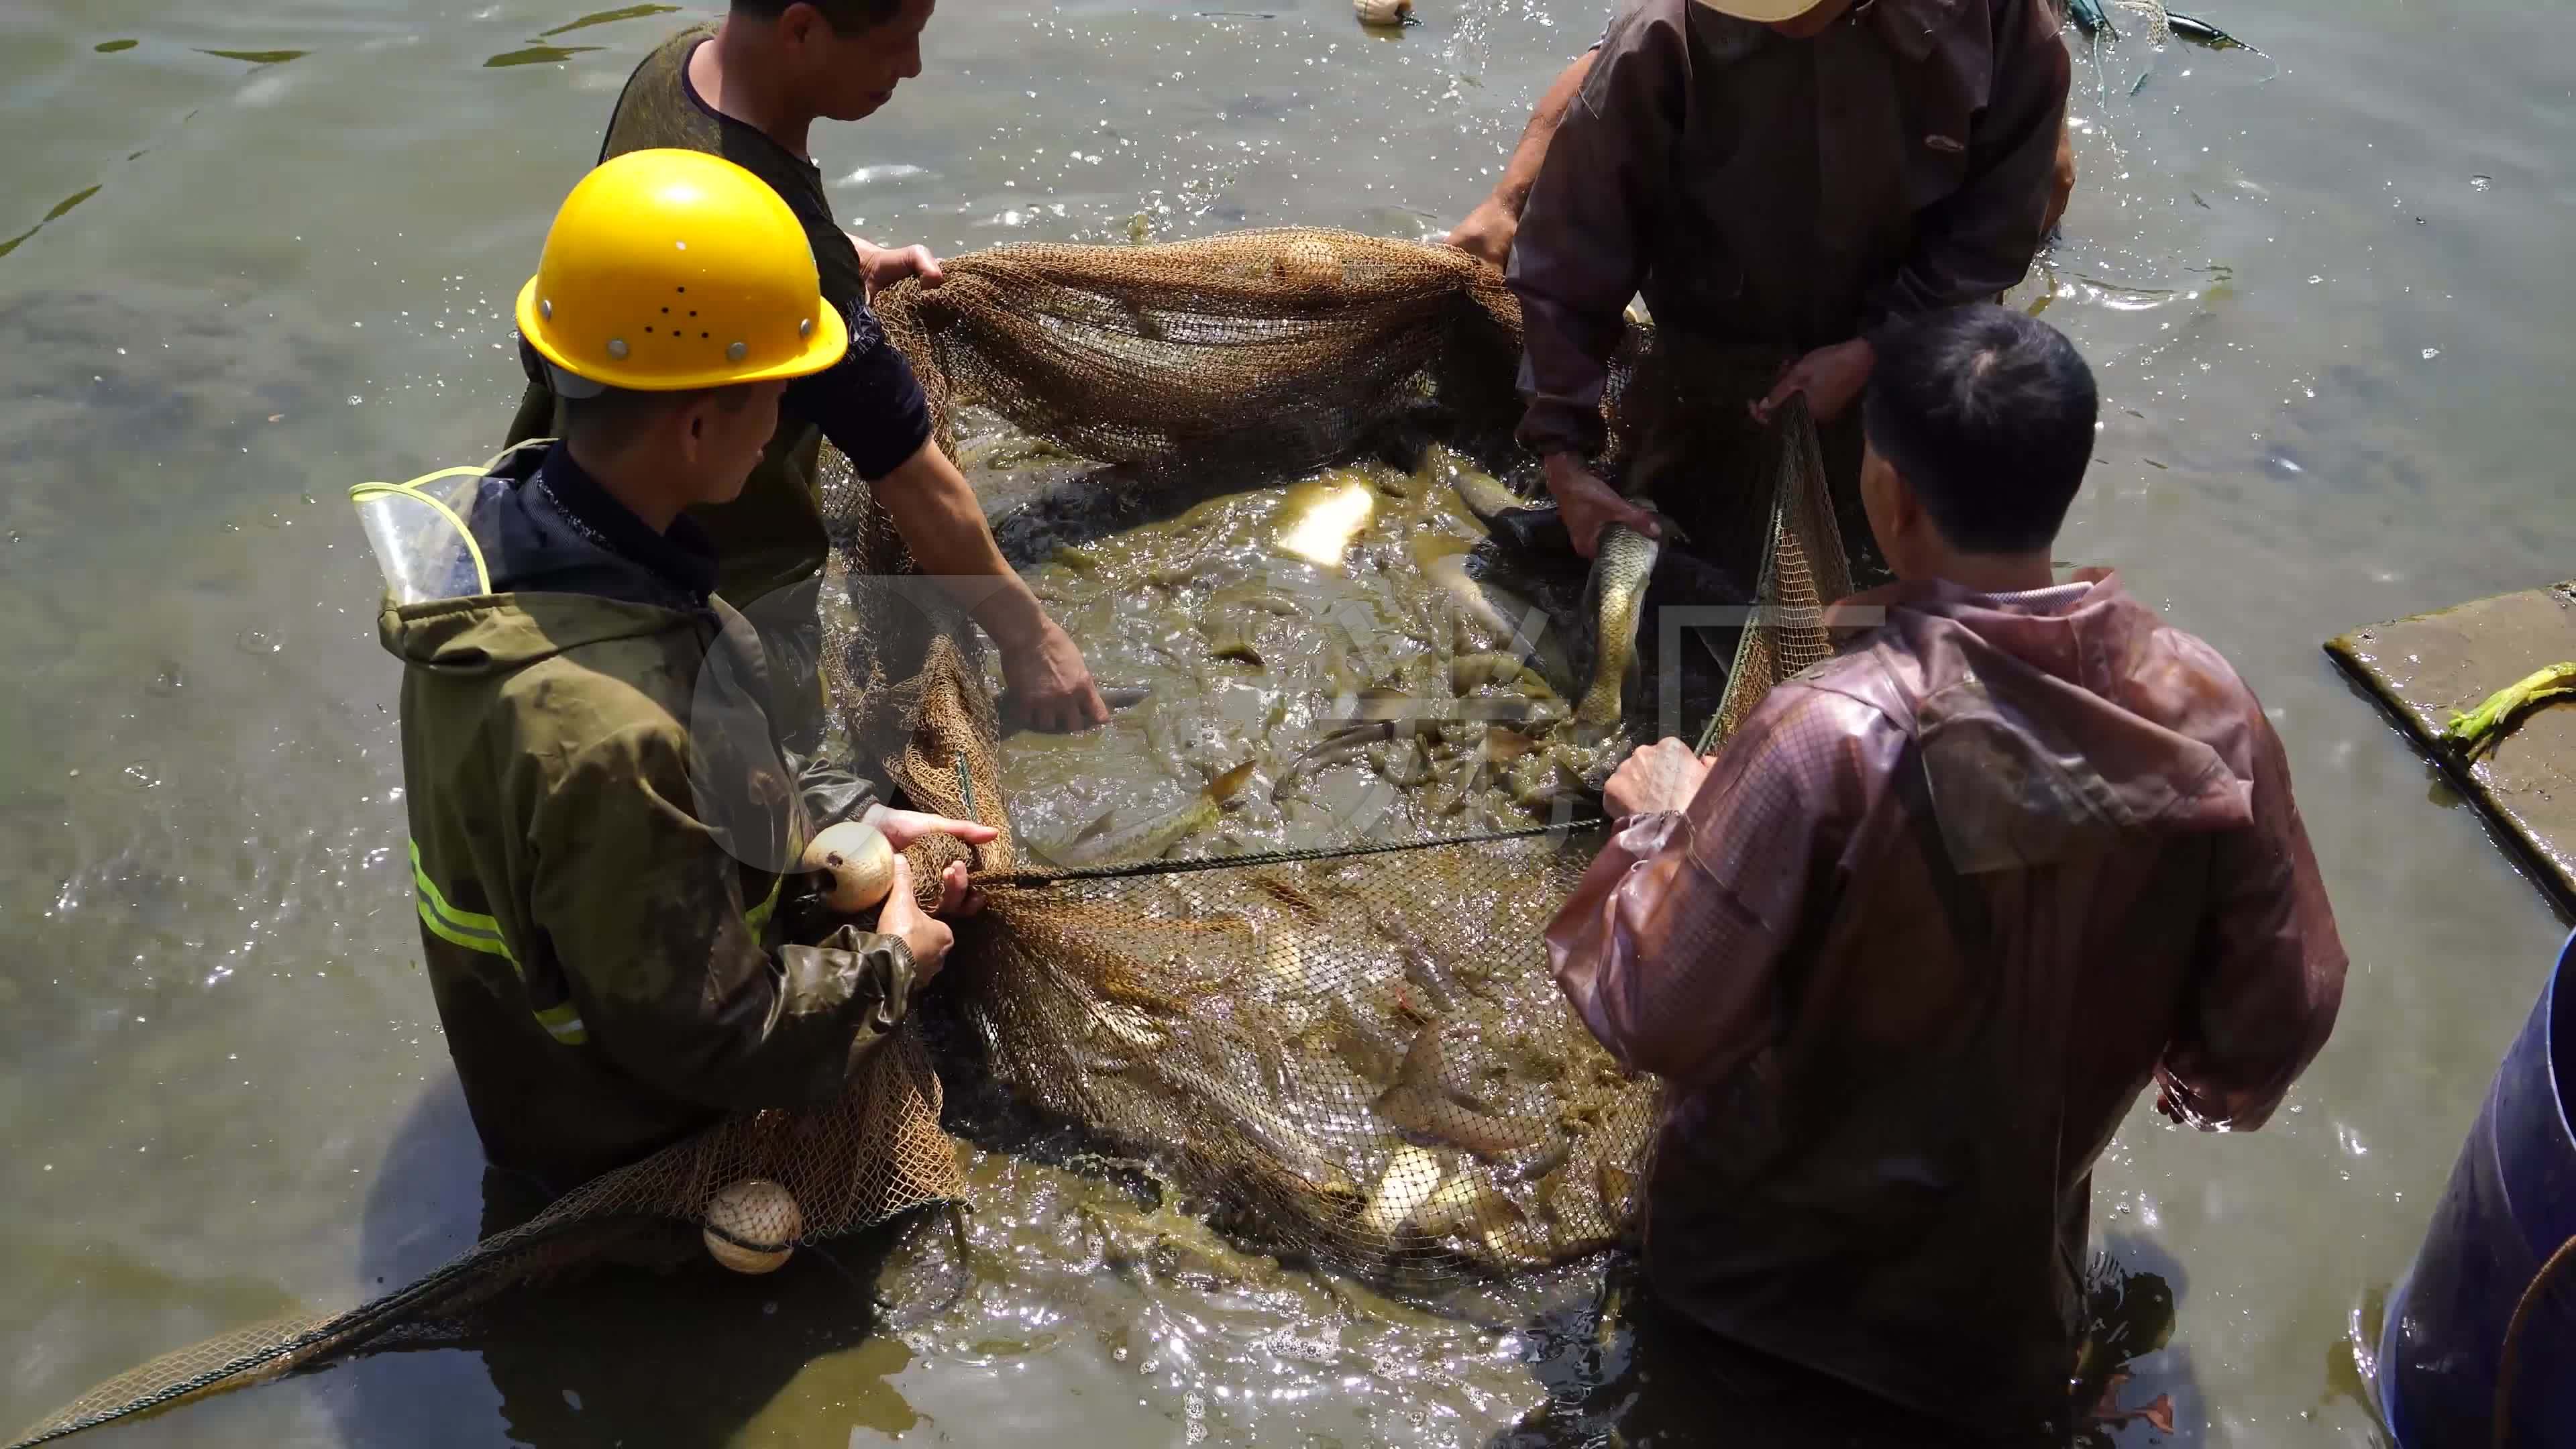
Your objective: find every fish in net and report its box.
[11,229,1849,1445]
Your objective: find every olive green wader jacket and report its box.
[380,445,918,1189]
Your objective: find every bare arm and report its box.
[1446,50,1599,268]
[871,439,1110,733]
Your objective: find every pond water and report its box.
[5,0,2575,1444]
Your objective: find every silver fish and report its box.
[1050,761,1256,867]
[1152,1058,1358,1201]
[1271,722,1391,802]
[1436,454,1527,526]
[1423,552,1568,682]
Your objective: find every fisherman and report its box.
[503,0,1110,741]
[1488,0,2074,582]
[1446,7,2082,272]
[385,150,997,1193]
[1546,305,2346,1439]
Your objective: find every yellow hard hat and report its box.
[515,148,849,393]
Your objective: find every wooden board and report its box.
[2326,581,2576,912]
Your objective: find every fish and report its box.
[1397,943,1465,1018]
[2166,10,2257,51]
[1435,455,1579,557]
[1409,1163,1523,1240]
[1050,761,1256,867]
[1358,1144,1450,1238]
[1421,551,1576,680]
[1208,584,1305,617]
[1368,735,1437,788]
[1433,451,1527,525]
[1252,924,1308,990]
[1001,682,1150,737]
[1271,722,1391,802]
[1153,1058,1360,1201]
[1320,996,1410,1085]
[1273,474,1379,566]
[1376,1081,1548,1160]
[1449,652,1555,696]
[1338,686,1417,724]
[1321,628,1365,700]
[1574,521,1661,727]
[1199,609,1266,668]
[1472,1216,1557,1271]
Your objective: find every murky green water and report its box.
[6,0,2575,1444]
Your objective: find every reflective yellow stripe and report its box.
[533,1002,589,1046]
[407,839,513,963]
[416,898,508,959]
[407,839,588,1046]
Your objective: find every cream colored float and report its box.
[802,819,898,913]
[1354,0,1413,27]
[703,1178,804,1274]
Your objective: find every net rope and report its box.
[11,229,1847,1446]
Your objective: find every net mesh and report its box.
[12,228,1847,1446]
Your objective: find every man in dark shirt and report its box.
[506,0,1110,738]
[1494,0,2071,590]
[1448,6,2080,271]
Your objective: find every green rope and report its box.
[988,818,1605,890]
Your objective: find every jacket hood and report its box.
[372,443,714,677]
[1829,569,2257,872]
[379,590,692,676]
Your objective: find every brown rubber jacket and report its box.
[1510,0,2072,459]
[1546,572,2346,1433]
[384,445,917,1190]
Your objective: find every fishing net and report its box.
[12,228,1848,1445]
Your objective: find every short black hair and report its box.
[1861,304,2098,555]
[730,0,907,34]
[559,384,751,450]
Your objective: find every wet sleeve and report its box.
[2158,714,2348,1130]
[781,303,934,483]
[1509,4,1684,460]
[1863,0,2070,328]
[1546,690,1862,1087]
[530,723,922,1114]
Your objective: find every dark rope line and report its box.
[986,818,1607,890]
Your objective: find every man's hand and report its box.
[1001,617,1111,734]
[877,810,1000,852]
[847,235,945,301]
[1603,738,1711,819]
[875,812,995,920]
[1445,193,1519,269]
[874,857,959,983]
[1544,452,1662,560]
[1751,337,1876,425]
